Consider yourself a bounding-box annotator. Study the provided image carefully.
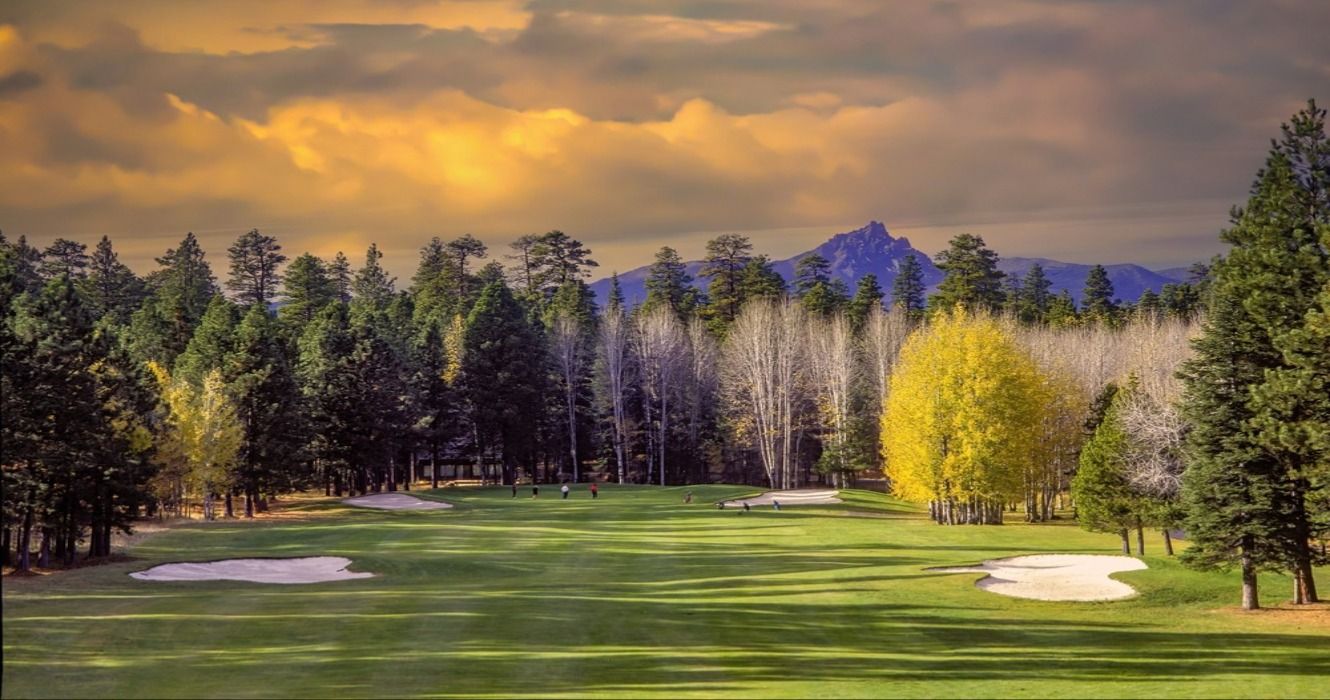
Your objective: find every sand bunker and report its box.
[723,489,842,507]
[932,554,1147,601]
[343,493,453,510]
[130,556,373,584]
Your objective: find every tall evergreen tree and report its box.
[279,253,336,330]
[1018,263,1053,323]
[329,252,353,303]
[226,229,286,308]
[1081,265,1118,324]
[530,231,598,294]
[793,254,848,315]
[1047,290,1079,327]
[737,254,785,302]
[891,253,926,319]
[463,281,547,484]
[701,234,753,329]
[928,234,1004,313]
[226,305,306,515]
[173,295,240,388]
[1180,100,1330,608]
[351,243,396,313]
[39,238,90,279]
[643,246,696,316]
[81,236,145,324]
[133,233,218,365]
[847,273,884,332]
[1,233,44,295]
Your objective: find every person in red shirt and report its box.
[589,482,599,499]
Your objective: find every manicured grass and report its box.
[2,485,1326,698]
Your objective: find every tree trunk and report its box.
[431,441,440,489]
[1162,529,1174,556]
[567,385,579,483]
[1241,539,1259,610]
[1135,519,1145,556]
[38,527,51,568]
[1119,529,1130,554]
[244,489,254,518]
[17,505,34,572]
[225,491,235,518]
[387,455,397,492]
[1293,559,1319,604]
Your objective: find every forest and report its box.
[1,102,1327,609]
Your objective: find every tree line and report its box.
[1,103,1324,612]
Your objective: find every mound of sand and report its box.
[343,493,453,510]
[722,489,842,507]
[932,554,1147,601]
[130,556,373,584]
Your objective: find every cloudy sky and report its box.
[1,1,1327,279]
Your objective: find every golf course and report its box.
[2,485,1326,698]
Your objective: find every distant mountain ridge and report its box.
[589,221,942,306]
[589,221,1188,307]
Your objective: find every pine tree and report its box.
[1081,265,1118,325]
[297,303,360,495]
[5,277,104,568]
[138,233,218,364]
[463,281,547,484]
[738,254,785,302]
[1073,391,1145,554]
[1019,263,1053,324]
[81,236,146,324]
[226,305,306,515]
[445,234,488,304]
[643,246,696,317]
[351,243,396,314]
[226,229,286,308]
[279,253,336,330]
[1180,101,1330,608]
[530,231,598,294]
[1047,290,1079,327]
[891,253,926,319]
[39,238,90,279]
[173,295,239,388]
[701,234,753,329]
[1135,289,1162,320]
[928,234,1004,313]
[1,233,44,295]
[329,252,353,303]
[847,273,884,333]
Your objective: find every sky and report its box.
[1,1,1327,281]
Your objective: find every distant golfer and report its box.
[561,484,570,499]
[532,484,539,498]
[684,491,693,504]
[742,502,751,513]
[772,499,780,511]
[717,500,726,510]
[590,482,599,499]
[511,482,518,498]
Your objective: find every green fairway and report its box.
[2,485,1326,698]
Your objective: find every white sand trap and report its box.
[932,554,1147,601]
[724,489,842,507]
[343,493,453,510]
[130,556,373,584]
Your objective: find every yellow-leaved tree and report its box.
[881,307,1045,524]
[148,362,242,520]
